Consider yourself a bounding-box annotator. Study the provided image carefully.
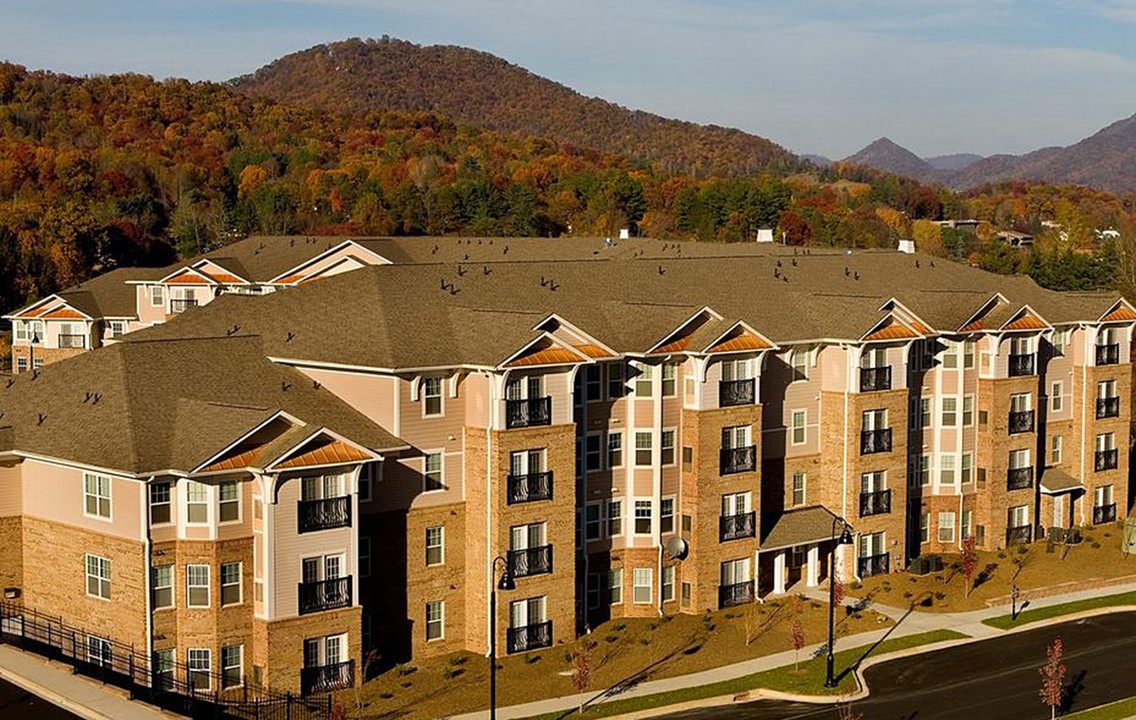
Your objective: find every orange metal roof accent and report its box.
[1003,313,1047,331]
[505,345,584,367]
[275,439,371,469]
[276,273,305,284]
[574,343,613,359]
[204,272,245,284]
[960,318,984,332]
[39,307,85,320]
[164,270,212,285]
[863,319,917,342]
[1102,305,1136,322]
[17,304,55,318]
[909,319,933,335]
[706,332,771,353]
[655,336,692,353]
[200,441,271,473]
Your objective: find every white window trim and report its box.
[632,567,653,604]
[84,553,111,601]
[425,600,445,641]
[152,564,174,610]
[422,450,446,494]
[607,499,624,538]
[660,427,677,467]
[220,561,243,606]
[186,564,211,608]
[149,482,173,527]
[218,480,242,525]
[790,410,808,446]
[82,472,113,522]
[606,431,624,469]
[633,499,653,535]
[421,377,445,418]
[585,431,604,474]
[425,526,445,567]
[187,648,212,691]
[221,645,244,689]
[185,480,211,527]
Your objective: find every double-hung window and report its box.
[425,601,445,641]
[187,649,211,691]
[221,562,242,605]
[790,349,808,380]
[660,430,676,466]
[607,363,626,399]
[607,500,623,536]
[608,569,623,604]
[792,473,807,506]
[423,453,444,492]
[153,565,173,608]
[634,500,652,534]
[149,482,171,525]
[634,432,653,466]
[221,645,243,689]
[938,512,956,542]
[585,504,603,541]
[941,397,957,427]
[661,363,677,397]
[585,433,603,472]
[962,396,974,426]
[422,377,443,416]
[218,481,240,523]
[939,454,956,485]
[633,363,653,397]
[187,565,211,607]
[426,527,445,566]
[186,481,209,524]
[85,554,111,600]
[606,432,623,468]
[790,410,807,445]
[83,473,111,519]
[632,568,653,604]
[584,365,602,403]
[660,498,675,534]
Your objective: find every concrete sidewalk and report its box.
[0,644,173,720]
[448,579,1136,720]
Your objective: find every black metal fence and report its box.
[0,601,331,720]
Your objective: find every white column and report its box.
[773,552,787,595]
[806,545,820,587]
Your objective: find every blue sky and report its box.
[5,0,1136,158]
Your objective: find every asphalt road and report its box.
[0,678,81,719]
[658,612,1136,720]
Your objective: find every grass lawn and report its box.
[852,525,1136,613]
[1065,696,1136,720]
[517,628,966,720]
[981,590,1136,630]
[343,596,892,719]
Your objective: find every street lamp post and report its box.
[824,518,854,689]
[489,555,515,720]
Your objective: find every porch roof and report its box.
[761,506,846,553]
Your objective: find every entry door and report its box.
[1053,495,1065,528]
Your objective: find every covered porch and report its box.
[757,506,851,598]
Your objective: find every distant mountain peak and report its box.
[232,37,800,177]
[842,137,934,180]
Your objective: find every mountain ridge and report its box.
[232,37,801,178]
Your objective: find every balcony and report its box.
[57,334,86,349]
[1095,449,1118,472]
[298,576,352,615]
[859,367,892,393]
[169,298,198,314]
[1097,343,1120,366]
[1093,503,1118,525]
[1007,467,1034,491]
[859,489,892,517]
[1008,353,1035,377]
[860,428,893,455]
[857,553,889,578]
[1096,397,1120,419]
[508,545,552,578]
[298,496,352,533]
[1006,525,1033,546]
[507,621,552,654]
[1008,410,1035,434]
[719,379,756,407]
[301,660,355,695]
[719,512,756,542]
[506,397,552,429]
[719,445,756,475]
[718,581,755,608]
[507,471,553,504]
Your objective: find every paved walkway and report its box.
[0,645,172,720]
[448,579,1136,720]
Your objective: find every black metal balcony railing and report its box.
[719,378,756,407]
[300,660,355,695]
[508,545,553,578]
[1097,343,1120,366]
[505,397,552,429]
[719,445,757,475]
[1008,410,1035,434]
[1008,353,1035,377]
[859,489,892,517]
[169,298,198,314]
[860,428,893,455]
[507,471,553,504]
[719,512,756,542]
[1097,397,1120,419]
[507,621,552,654]
[1006,525,1033,546]
[1095,449,1118,472]
[857,553,889,578]
[1007,467,1034,491]
[298,576,352,616]
[1093,503,1118,525]
[57,334,86,349]
[297,496,352,533]
[859,367,892,393]
[718,581,755,608]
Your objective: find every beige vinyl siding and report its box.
[20,459,143,541]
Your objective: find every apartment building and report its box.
[4,234,714,373]
[1,246,1132,701]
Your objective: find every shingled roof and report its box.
[126,249,1131,371]
[0,335,404,475]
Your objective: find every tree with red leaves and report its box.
[1039,637,1066,720]
[788,595,806,671]
[960,535,979,598]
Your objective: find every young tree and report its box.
[960,535,979,598]
[571,641,594,714]
[1039,637,1066,720]
[788,595,806,671]
[832,575,845,608]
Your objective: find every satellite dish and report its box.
[665,537,689,561]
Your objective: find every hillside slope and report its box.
[842,138,935,182]
[231,37,799,177]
